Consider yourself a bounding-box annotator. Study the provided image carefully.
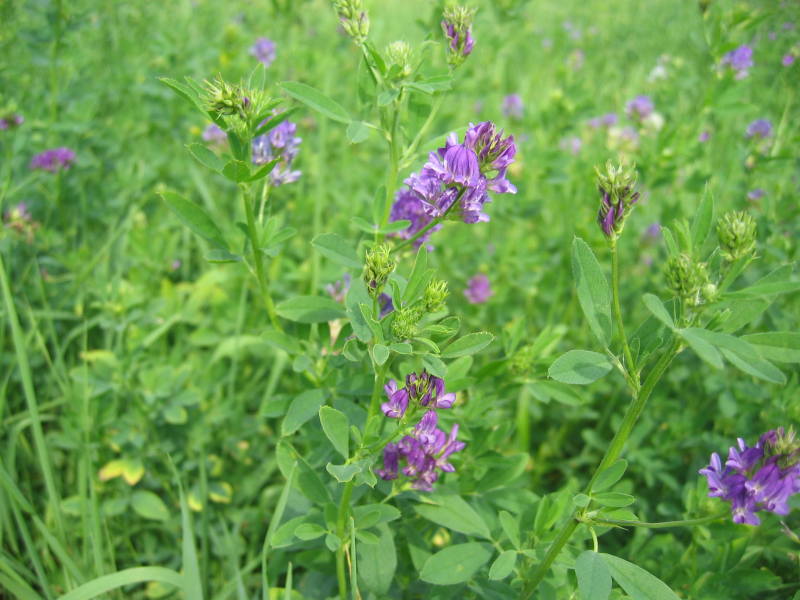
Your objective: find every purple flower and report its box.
[464,274,493,304]
[30,147,76,172]
[747,188,766,201]
[625,95,654,121]
[746,119,773,139]
[642,222,662,241]
[699,428,800,526]
[425,134,481,188]
[381,380,410,419]
[388,184,441,247]
[502,94,524,119]
[721,45,754,78]
[325,273,352,303]
[559,135,582,156]
[588,113,618,129]
[378,293,394,318]
[0,114,24,131]
[377,409,465,492]
[698,130,711,143]
[250,37,276,67]
[782,54,795,67]
[252,117,302,185]
[202,123,226,144]
[441,20,474,58]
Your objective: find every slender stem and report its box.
[241,185,282,332]
[336,480,355,600]
[589,512,728,530]
[610,241,636,379]
[521,338,680,597]
[400,94,445,170]
[391,187,465,254]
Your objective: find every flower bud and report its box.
[331,0,370,44]
[442,5,475,67]
[423,279,449,312]
[203,76,248,119]
[391,306,421,340]
[717,210,756,262]
[363,244,396,298]
[386,41,413,78]
[595,161,640,239]
[665,253,709,306]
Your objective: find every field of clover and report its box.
[1,0,799,598]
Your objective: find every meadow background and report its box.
[1,0,799,598]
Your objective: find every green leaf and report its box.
[319,406,349,459]
[690,184,714,250]
[280,81,351,123]
[548,350,613,385]
[414,494,490,539]
[346,278,373,342]
[599,553,681,600]
[682,328,785,383]
[131,490,169,521]
[421,353,446,378]
[594,460,628,492]
[420,543,492,585]
[403,246,430,304]
[326,462,363,483]
[160,191,228,250]
[575,551,612,600]
[373,343,390,366]
[488,550,517,581]
[572,238,612,346]
[206,249,242,263]
[741,332,800,363]
[441,332,494,358]
[641,294,675,330]
[499,511,520,549]
[294,523,326,541]
[282,390,326,435]
[593,492,635,507]
[311,233,361,269]
[276,296,346,323]
[357,523,396,595]
[186,143,224,173]
[573,493,591,508]
[222,159,252,183]
[346,121,371,143]
[57,567,184,600]
[679,328,723,369]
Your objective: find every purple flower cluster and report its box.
[250,37,276,67]
[625,95,654,121]
[598,184,640,237]
[587,113,618,129]
[202,123,226,144]
[441,19,474,58]
[502,93,524,119]
[390,122,516,243]
[464,273,493,304]
[0,114,24,130]
[252,118,302,185]
[746,118,773,139]
[699,428,800,525]
[30,147,76,172]
[378,371,463,491]
[721,45,754,79]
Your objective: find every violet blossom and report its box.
[783,54,796,67]
[250,37,276,67]
[746,119,773,139]
[202,123,226,144]
[721,45,754,78]
[699,427,800,525]
[252,117,302,185]
[464,274,493,304]
[625,95,654,121]
[0,114,23,130]
[502,94,524,119]
[30,147,76,172]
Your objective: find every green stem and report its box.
[241,185,282,332]
[521,338,680,597]
[589,512,728,530]
[399,94,445,170]
[610,241,636,379]
[336,481,356,600]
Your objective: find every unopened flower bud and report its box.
[423,279,449,312]
[391,306,421,340]
[203,76,248,119]
[595,161,640,239]
[363,244,396,297]
[717,210,756,262]
[442,5,475,67]
[665,253,709,306]
[386,41,413,78]
[331,0,370,44]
